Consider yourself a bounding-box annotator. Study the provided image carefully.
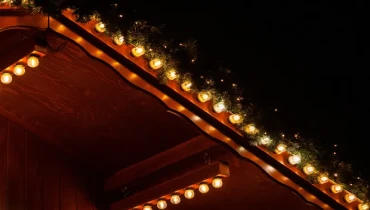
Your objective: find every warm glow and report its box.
[213,101,226,113]
[27,56,39,68]
[344,194,356,203]
[181,81,192,92]
[318,174,329,184]
[143,205,152,210]
[330,184,343,194]
[244,124,258,135]
[184,189,195,199]
[165,69,177,80]
[170,195,181,204]
[288,155,301,165]
[113,35,124,45]
[94,22,106,33]
[359,203,369,210]
[197,91,212,102]
[259,136,271,145]
[303,165,315,175]
[1,73,12,84]
[149,58,163,70]
[157,200,167,209]
[199,183,209,194]
[229,114,243,124]
[13,64,26,76]
[212,178,223,188]
[275,144,286,154]
[131,47,145,57]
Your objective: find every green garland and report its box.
[2,0,369,203]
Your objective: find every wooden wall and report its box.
[0,115,101,210]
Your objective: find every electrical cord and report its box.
[43,15,67,52]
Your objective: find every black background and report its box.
[117,0,368,178]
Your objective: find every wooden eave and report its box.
[0,6,357,210]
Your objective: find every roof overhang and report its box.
[0,6,360,210]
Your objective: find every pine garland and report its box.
[1,0,368,204]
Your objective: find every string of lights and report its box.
[0,0,368,209]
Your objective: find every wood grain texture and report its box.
[0,114,98,210]
[0,28,200,176]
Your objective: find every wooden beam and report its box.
[105,144,229,205]
[110,161,230,210]
[104,135,217,192]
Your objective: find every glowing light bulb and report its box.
[275,144,286,154]
[197,91,212,102]
[181,81,192,92]
[303,165,315,175]
[143,205,152,210]
[184,189,195,199]
[95,22,106,33]
[318,174,329,184]
[27,56,39,68]
[198,183,209,193]
[149,58,163,70]
[1,73,12,84]
[330,184,343,194]
[344,194,356,203]
[359,203,369,210]
[244,124,258,135]
[13,64,25,76]
[259,136,271,145]
[170,194,181,204]
[229,114,243,124]
[113,35,124,45]
[156,200,167,209]
[288,155,301,165]
[165,69,177,80]
[212,178,223,188]
[213,101,226,113]
[131,47,145,57]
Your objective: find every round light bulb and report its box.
[344,194,356,203]
[197,91,212,102]
[131,47,145,57]
[359,203,369,210]
[113,35,124,45]
[156,200,167,209]
[13,64,25,76]
[317,174,329,184]
[149,59,163,70]
[184,189,195,199]
[260,136,271,145]
[288,155,301,165]
[212,178,223,188]
[244,124,258,135]
[303,165,315,175]
[198,183,209,194]
[143,205,152,210]
[170,194,181,204]
[165,69,177,80]
[229,114,243,124]
[95,22,106,33]
[330,184,343,194]
[181,81,192,92]
[1,73,12,84]
[27,56,39,68]
[275,144,286,154]
[213,101,226,113]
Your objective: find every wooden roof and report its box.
[0,6,361,210]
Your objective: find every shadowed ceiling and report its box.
[0,28,200,175]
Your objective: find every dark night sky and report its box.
[123,1,368,178]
